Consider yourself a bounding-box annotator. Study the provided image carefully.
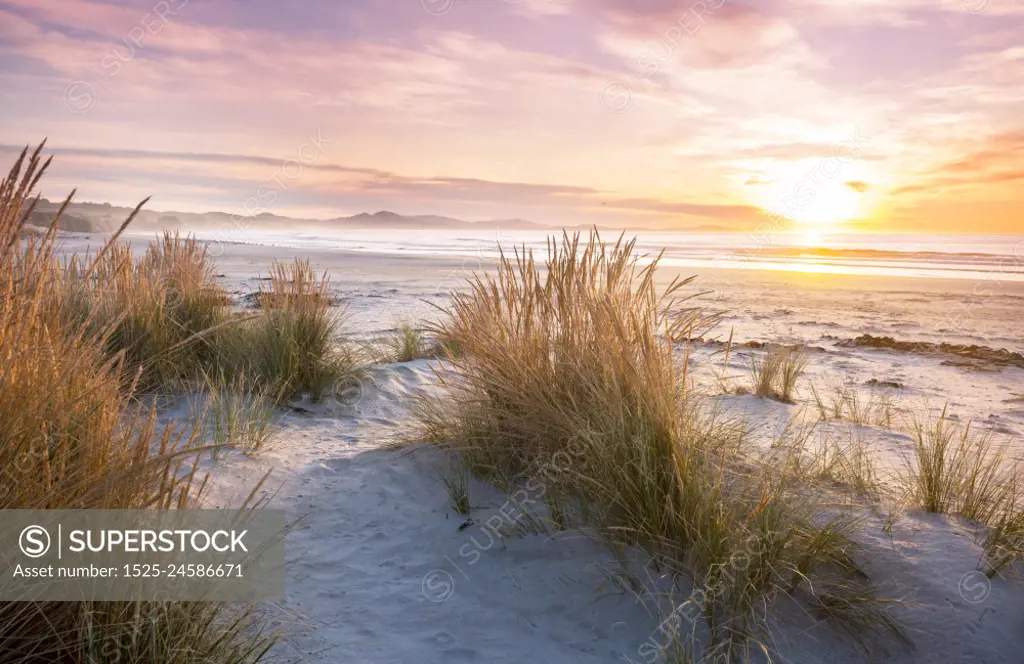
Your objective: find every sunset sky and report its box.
[0,0,1022,233]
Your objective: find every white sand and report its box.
[63,232,1024,663]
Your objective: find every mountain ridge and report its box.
[25,199,732,234]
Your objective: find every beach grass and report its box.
[903,410,1023,574]
[774,422,883,502]
[206,259,356,403]
[0,143,278,662]
[200,371,281,457]
[749,345,808,403]
[414,230,909,658]
[985,509,1024,577]
[368,319,454,364]
[60,231,230,390]
[388,320,430,362]
[907,410,1017,523]
[810,382,900,427]
[249,259,354,401]
[438,456,471,516]
[810,581,910,652]
[59,228,354,404]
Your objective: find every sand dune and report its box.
[66,232,1018,663]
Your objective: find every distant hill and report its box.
[26,200,557,233]
[27,209,104,233]
[25,199,727,234]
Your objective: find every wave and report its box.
[729,246,1021,264]
[175,228,1024,283]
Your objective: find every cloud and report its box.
[889,131,1024,196]
[0,143,760,225]
[512,0,574,16]
[1,0,1022,232]
[597,196,766,222]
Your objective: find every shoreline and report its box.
[34,225,1024,663]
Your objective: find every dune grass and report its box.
[200,371,280,457]
[438,457,471,516]
[810,382,900,428]
[748,349,780,399]
[217,259,355,402]
[811,582,910,652]
[416,231,716,546]
[415,231,907,659]
[0,143,278,662]
[59,232,230,390]
[368,318,456,364]
[385,319,432,362]
[57,226,353,404]
[822,431,882,502]
[749,345,808,403]
[902,410,1023,575]
[985,509,1024,577]
[773,420,883,503]
[901,409,1019,573]
[907,410,1017,523]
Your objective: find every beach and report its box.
[50,228,1024,663]
[8,0,1024,658]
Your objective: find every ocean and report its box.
[188,228,1024,283]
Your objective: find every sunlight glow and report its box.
[774,179,862,225]
[799,229,826,246]
[755,160,868,226]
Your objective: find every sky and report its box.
[0,0,1022,233]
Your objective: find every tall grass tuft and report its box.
[225,259,355,402]
[202,372,280,457]
[785,426,882,502]
[386,319,430,362]
[0,143,277,662]
[908,410,1017,523]
[370,319,452,363]
[811,582,909,652]
[414,231,902,658]
[61,231,229,390]
[438,456,471,515]
[903,410,1024,575]
[810,382,899,427]
[416,231,715,546]
[985,509,1024,577]
[749,345,808,403]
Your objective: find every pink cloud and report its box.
[1,0,1022,232]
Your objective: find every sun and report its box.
[786,180,862,225]
[762,178,864,226]
[753,161,868,227]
